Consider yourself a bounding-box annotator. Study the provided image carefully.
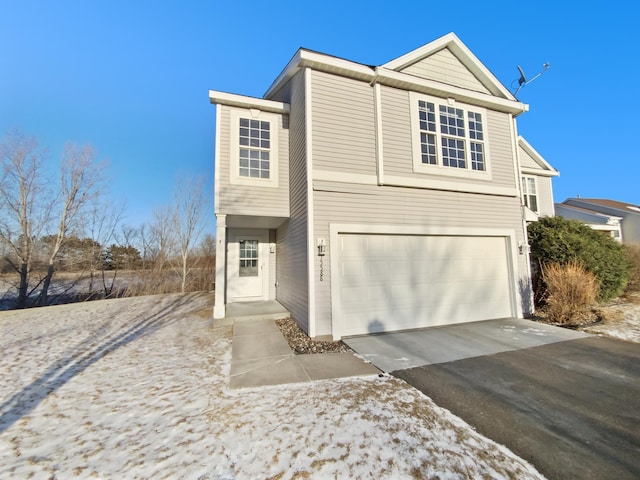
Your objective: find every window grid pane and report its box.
[470,142,485,171]
[420,133,437,164]
[239,240,259,277]
[441,137,466,168]
[418,101,436,132]
[468,112,484,140]
[239,118,271,179]
[439,106,465,137]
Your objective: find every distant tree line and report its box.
[0,129,214,309]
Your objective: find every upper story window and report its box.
[230,109,279,188]
[522,176,538,212]
[239,118,270,179]
[411,93,490,179]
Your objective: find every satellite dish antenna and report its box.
[517,65,527,86]
[513,62,550,97]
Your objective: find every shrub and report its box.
[542,261,599,324]
[528,216,630,303]
[624,244,640,293]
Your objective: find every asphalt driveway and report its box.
[345,319,640,480]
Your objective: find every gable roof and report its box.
[263,33,528,116]
[565,198,640,215]
[555,203,622,225]
[382,33,515,100]
[518,136,559,177]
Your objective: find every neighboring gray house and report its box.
[210,33,558,340]
[557,198,640,243]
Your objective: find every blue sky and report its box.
[1,1,638,236]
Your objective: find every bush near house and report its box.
[542,261,599,324]
[528,216,630,303]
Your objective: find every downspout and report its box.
[305,67,317,338]
[510,115,534,316]
[370,68,384,186]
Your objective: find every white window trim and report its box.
[521,175,538,213]
[410,92,492,181]
[229,108,279,188]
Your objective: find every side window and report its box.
[522,176,538,213]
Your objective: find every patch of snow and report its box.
[0,293,545,479]
[522,327,547,336]
[585,305,640,344]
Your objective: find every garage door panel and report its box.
[337,233,514,337]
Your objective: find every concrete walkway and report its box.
[229,318,380,389]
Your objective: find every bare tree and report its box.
[85,198,125,297]
[195,233,216,291]
[172,176,206,293]
[150,205,176,275]
[0,130,50,308]
[37,143,104,305]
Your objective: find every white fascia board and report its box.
[382,32,516,100]
[374,68,528,115]
[263,49,304,99]
[518,136,559,175]
[264,49,375,99]
[261,43,525,115]
[520,167,560,178]
[209,90,290,114]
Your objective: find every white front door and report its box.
[227,231,268,302]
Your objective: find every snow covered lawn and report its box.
[0,293,544,479]
[588,295,640,344]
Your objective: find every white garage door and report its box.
[336,234,514,337]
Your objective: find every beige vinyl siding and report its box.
[311,181,531,337]
[400,48,491,94]
[216,105,290,217]
[379,86,412,175]
[519,144,540,169]
[485,109,517,186]
[534,175,555,217]
[275,72,309,331]
[310,70,377,175]
[380,85,517,190]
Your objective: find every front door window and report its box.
[239,240,259,277]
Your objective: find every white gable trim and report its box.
[373,68,527,115]
[209,90,290,114]
[265,49,375,99]
[383,33,515,100]
[521,167,558,178]
[263,43,528,115]
[518,136,559,176]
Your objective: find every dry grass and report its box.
[625,244,640,293]
[542,261,600,325]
